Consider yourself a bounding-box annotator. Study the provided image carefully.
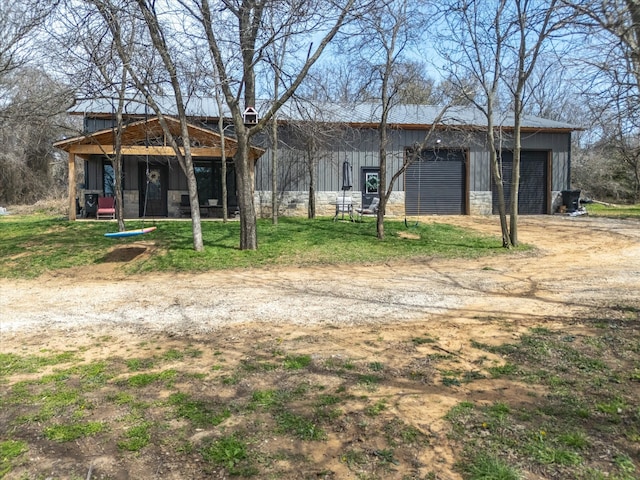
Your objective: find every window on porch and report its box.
[102,159,124,198]
[195,162,214,205]
[103,160,115,197]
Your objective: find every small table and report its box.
[200,205,223,218]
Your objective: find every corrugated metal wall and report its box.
[83,125,570,207]
[254,126,565,196]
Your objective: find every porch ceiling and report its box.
[54,116,265,161]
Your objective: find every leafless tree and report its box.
[283,107,347,219]
[437,0,570,247]
[0,1,73,205]
[503,0,571,246]
[84,0,207,250]
[437,0,512,246]
[0,0,56,78]
[193,0,360,249]
[565,0,640,202]
[340,0,429,239]
[0,68,73,204]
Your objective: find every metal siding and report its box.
[492,151,547,214]
[405,149,466,215]
[256,126,570,197]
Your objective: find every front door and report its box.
[139,163,168,217]
[361,167,380,209]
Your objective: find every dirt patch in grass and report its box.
[1,215,639,479]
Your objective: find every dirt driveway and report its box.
[1,215,639,479]
[2,215,639,338]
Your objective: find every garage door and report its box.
[405,149,466,215]
[492,150,548,215]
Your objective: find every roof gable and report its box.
[54,116,265,160]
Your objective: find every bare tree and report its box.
[503,0,570,246]
[341,0,429,239]
[566,0,640,202]
[86,0,206,250]
[0,0,56,78]
[438,0,512,246]
[194,0,359,249]
[0,68,73,204]
[438,0,569,247]
[0,1,72,205]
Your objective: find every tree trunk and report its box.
[308,152,316,219]
[510,99,522,247]
[490,128,511,248]
[235,130,258,250]
[114,102,125,232]
[216,94,229,223]
[377,126,387,240]
[187,171,203,249]
[271,118,278,224]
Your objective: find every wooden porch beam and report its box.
[67,145,232,157]
[68,152,76,221]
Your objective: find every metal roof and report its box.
[70,96,579,130]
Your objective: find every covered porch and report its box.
[54,116,264,220]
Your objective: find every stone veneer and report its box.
[255,191,406,218]
[469,191,493,215]
[83,188,557,219]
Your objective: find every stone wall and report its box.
[255,191,406,218]
[469,191,493,215]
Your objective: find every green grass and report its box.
[0,440,28,476]
[124,369,177,388]
[585,202,640,218]
[0,351,77,377]
[282,354,312,370]
[168,392,231,427]
[200,435,253,475]
[118,422,153,451]
[1,311,639,479]
[462,453,521,480]
[451,316,640,479]
[43,421,106,442]
[0,215,508,278]
[275,410,326,440]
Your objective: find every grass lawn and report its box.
[0,214,508,278]
[584,202,640,218]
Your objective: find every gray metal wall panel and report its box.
[470,149,491,191]
[254,126,571,195]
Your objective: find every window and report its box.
[103,161,115,196]
[194,163,214,205]
[102,159,124,197]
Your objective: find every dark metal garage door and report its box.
[492,150,548,215]
[405,149,466,215]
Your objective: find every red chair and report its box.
[96,196,116,220]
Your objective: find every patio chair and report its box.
[356,197,380,221]
[96,196,116,220]
[333,196,354,221]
